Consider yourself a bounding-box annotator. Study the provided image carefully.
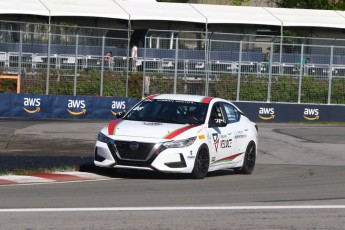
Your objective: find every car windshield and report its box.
[124,99,209,125]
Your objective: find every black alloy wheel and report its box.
[235,142,256,174]
[191,145,210,179]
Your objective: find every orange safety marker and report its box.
[0,75,20,93]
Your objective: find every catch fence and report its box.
[0,29,344,105]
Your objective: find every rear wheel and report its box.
[235,142,256,174]
[191,145,210,179]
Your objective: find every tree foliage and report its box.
[275,0,345,10]
[228,0,250,6]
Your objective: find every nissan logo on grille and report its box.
[129,142,139,151]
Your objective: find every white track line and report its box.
[0,205,345,212]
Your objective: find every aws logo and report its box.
[111,101,126,116]
[67,100,86,116]
[303,108,320,121]
[258,107,275,120]
[23,98,41,114]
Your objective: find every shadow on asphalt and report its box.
[0,156,94,174]
[0,155,238,180]
[79,162,238,180]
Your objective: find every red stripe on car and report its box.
[145,94,159,100]
[215,153,244,163]
[108,119,122,135]
[201,97,214,104]
[164,124,200,140]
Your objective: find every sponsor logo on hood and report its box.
[144,122,163,126]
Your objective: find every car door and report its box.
[207,102,234,167]
[221,102,245,164]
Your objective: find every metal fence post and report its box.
[328,45,334,105]
[173,37,179,94]
[126,31,130,98]
[267,42,274,102]
[18,31,22,78]
[204,35,210,96]
[100,36,105,96]
[142,37,147,98]
[298,43,304,104]
[73,34,79,96]
[45,32,51,95]
[236,41,243,101]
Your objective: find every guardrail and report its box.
[2,51,345,79]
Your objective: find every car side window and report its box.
[222,103,239,123]
[209,103,225,123]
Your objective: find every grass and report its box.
[0,166,79,176]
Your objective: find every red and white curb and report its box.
[0,172,114,185]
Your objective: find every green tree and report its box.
[275,0,345,10]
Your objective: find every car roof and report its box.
[146,94,217,103]
[144,94,244,114]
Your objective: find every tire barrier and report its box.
[0,93,138,120]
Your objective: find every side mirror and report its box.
[116,110,126,119]
[209,118,227,128]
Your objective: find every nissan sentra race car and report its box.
[94,94,258,179]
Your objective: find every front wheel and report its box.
[191,145,210,179]
[235,142,256,174]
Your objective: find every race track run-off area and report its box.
[0,120,344,229]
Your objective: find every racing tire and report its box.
[191,145,210,179]
[235,141,256,174]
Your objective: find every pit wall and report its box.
[1,93,344,122]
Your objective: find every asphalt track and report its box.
[0,119,345,229]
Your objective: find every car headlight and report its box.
[163,136,197,149]
[97,132,111,143]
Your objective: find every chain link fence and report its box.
[0,28,345,105]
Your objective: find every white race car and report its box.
[95,94,258,179]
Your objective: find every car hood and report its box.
[106,119,202,140]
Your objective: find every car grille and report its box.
[114,140,155,161]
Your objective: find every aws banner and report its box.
[52,95,94,119]
[93,96,137,120]
[0,93,138,119]
[0,93,12,117]
[0,93,53,118]
[233,102,345,123]
[12,94,53,118]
